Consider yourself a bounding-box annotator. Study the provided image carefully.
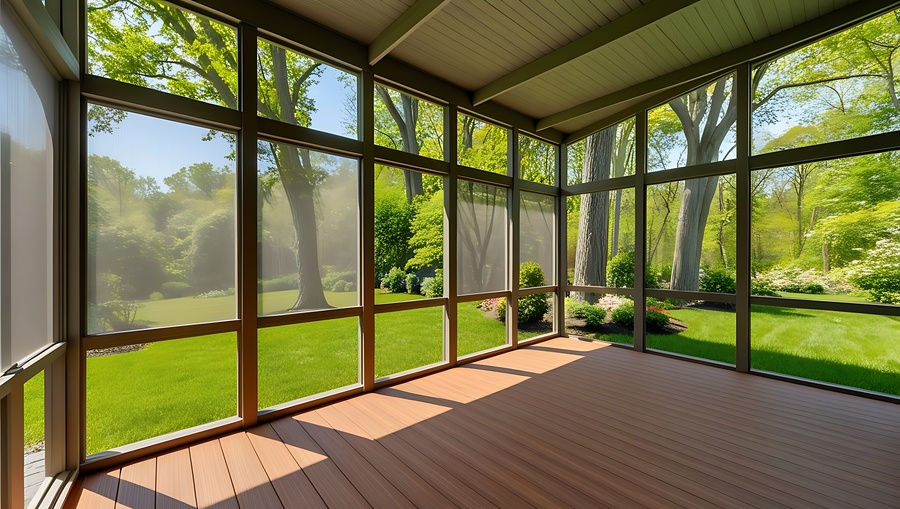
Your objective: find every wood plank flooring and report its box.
[65,338,900,508]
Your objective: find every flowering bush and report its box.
[846,229,900,304]
[645,306,670,331]
[754,266,854,294]
[478,298,500,311]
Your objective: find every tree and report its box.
[572,127,614,301]
[89,1,336,310]
[666,76,737,290]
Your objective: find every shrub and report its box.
[405,273,420,294]
[380,267,407,293]
[420,277,434,296]
[516,263,549,324]
[566,298,606,326]
[751,277,779,296]
[519,261,546,288]
[645,307,670,331]
[149,292,164,301]
[161,281,192,299]
[259,274,297,292]
[800,282,825,294]
[848,232,900,303]
[518,293,549,324]
[341,281,354,292]
[195,288,235,299]
[648,264,670,288]
[646,297,680,310]
[496,297,507,321]
[699,268,736,294]
[853,270,900,304]
[331,280,349,292]
[423,269,444,298]
[607,251,634,288]
[322,268,356,292]
[478,298,500,311]
[610,300,634,327]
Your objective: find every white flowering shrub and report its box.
[846,228,900,304]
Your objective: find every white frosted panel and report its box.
[520,192,555,286]
[86,107,236,334]
[1,7,57,370]
[457,181,507,295]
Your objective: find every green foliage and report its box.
[848,231,900,303]
[406,191,444,271]
[699,268,736,294]
[610,301,635,327]
[189,209,235,292]
[149,292,164,301]
[496,297,507,322]
[646,297,681,310]
[799,282,825,294]
[374,184,415,281]
[645,307,671,331]
[607,251,635,288]
[519,261,546,288]
[258,275,296,293]
[518,294,549,324]
[458,115,508,174]
[161,281,192,299]
[380,267,407,294]
[420,269,443,298]
[322,268,356,293]
[565,298,606,326]
[405,273,419,294]
[519,136,555,184]
[751,278,780,296]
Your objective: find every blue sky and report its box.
[89,65,357,187]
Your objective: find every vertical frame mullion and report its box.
[446,105,458,366]
[736,63,752,373]
[509,128,520,345]
[361,71,376,391]
[634,112,648,352]
[556,143,567,337]
[238,23,259,426]
[1,384,25,509]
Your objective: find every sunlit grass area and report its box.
[458,300,507,357]
[572,304,900,396]
[751,306,900,395]
[84,333,238,455]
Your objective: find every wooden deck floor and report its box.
[65,338,900,508]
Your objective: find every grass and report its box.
[30,290,899,454]
[570,303,900,396]
[777,291,873,303]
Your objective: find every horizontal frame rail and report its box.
[82,321,240,350]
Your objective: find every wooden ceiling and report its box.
[264,0,881,137]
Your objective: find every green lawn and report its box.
[571,304,900,396]
[26,291,900,454]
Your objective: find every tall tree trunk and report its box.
[612,188,622,256]
[271,46,330,310]
[668,77,736,291]
[573,127,614,302]
[717,183,729,269]
[377,86,424,201]
[670,175,718,290]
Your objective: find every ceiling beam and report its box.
[368,0,453,66]
[472,0,702,106]
[537,0,900,131]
